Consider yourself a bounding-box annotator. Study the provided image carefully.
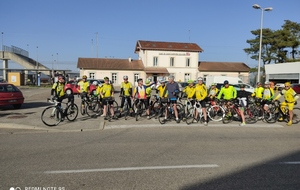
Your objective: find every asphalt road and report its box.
[1,87,300,190]
[1,127,300,190]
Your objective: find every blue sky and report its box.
[1,0,300,72]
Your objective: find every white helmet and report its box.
[123,75,128,80]
[197,77,203,81]
[92,81,98,86]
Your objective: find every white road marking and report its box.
[44,164,219,174]
[279,161,300,165]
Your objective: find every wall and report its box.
[199,72,250,84]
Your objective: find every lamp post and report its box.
[252,4,272,83]
[1,32,3,58]
[56,53,58,71]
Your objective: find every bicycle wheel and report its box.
[207,105,225,122]
[41,106,62,126]
[113,100,119,113]
[150,101,160,118]
[291,107,300,124]
[222,108,233,124]
[66,104,78,121]
[186,108,197,125]
[86,100,100,116]
[135,103,145,121]
[158,106,167,124]
[264,105,278,123]
[245,107,257,124]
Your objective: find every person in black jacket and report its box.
[237,84,248,126]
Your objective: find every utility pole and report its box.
[96,32,98,58]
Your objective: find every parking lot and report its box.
[0,86,298,132]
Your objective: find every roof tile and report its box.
[198,61,250,72]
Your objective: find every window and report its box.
[134,73,139,82]
[186,58,190,67]
[170,57,174,67]
[153,57,158,66]
[184,73,190,82]
[89,73,95,79]
[111,73,117,84]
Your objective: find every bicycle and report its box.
[118,95,133,120]
[265,100,300,124]
[85,94,102,116]
[185,100,205,125]
[133,98,148,121]
[158,99,184,124]
[222,99,257,124]
[41,98,78,126]
[99,97,118,122]
[206,99,226,122]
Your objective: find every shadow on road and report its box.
[181,150,300,190]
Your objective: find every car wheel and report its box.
[66,89,73,95]
[13,104,22,109]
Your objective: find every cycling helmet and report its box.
[187,79,194,84]
[82,75,87,79]
[58,76,65,82]
[211,83,216,86]
[284,82,291,87]
[145,80,150,84]
[197,77,203,81]
[92,81,98,86]
[104,76,109,80]
[224,80,229,85]
[240,84,245,88]
[123,75,128,80]
[264,81,270,85]
[256,82,262,85]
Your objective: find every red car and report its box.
[292,83,300,94]
[64,80,97,95]
[0,83,24,109]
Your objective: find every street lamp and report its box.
[1,32,3,58]
[252,4,272,83]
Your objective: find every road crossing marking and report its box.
[44,164,219,174]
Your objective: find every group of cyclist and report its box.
[50,74,299,126]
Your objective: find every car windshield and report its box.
[0,84,20,92]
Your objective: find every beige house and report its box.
[134,40,203,82]
[198,61,250,83]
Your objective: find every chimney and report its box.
[128,57,132,62]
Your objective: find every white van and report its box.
[205,76,243,88]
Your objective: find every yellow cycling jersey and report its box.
[194,83,207,101]
[157,85,168,98]
[121,82,132,96]
[208,88,219,97]
[95,85,102,96]
[217,86,237,100]
[52,82,65,97]
[100,83,114,98]
[77,81,89,93]
[146,84,152,98]
[262,88,274,100]
[251,87,264,98]
[275,88,298,103]
[183,85,195,99]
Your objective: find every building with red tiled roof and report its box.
[198,61,250,83]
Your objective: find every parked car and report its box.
[210,83,252,98]
[275,83,285,91]
[0,83,24,109]
[64,80,97,95]
[291,83,300,94]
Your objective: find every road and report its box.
[1,87,300,189]
[1,127,300,190]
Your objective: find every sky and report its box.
[1,0,300,72]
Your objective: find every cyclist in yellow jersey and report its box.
[182,79,195,106]
[77,75,90,114]
[251,82,264,99]
[217,80,237,100]
[273,82,299,126]
[99,77,117,119]
[261,81,275,120]
[208,83,219,100]
[156,80,168,98]
[120,75,133,113]
[192,77,208,125]
[50,76,74,108]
